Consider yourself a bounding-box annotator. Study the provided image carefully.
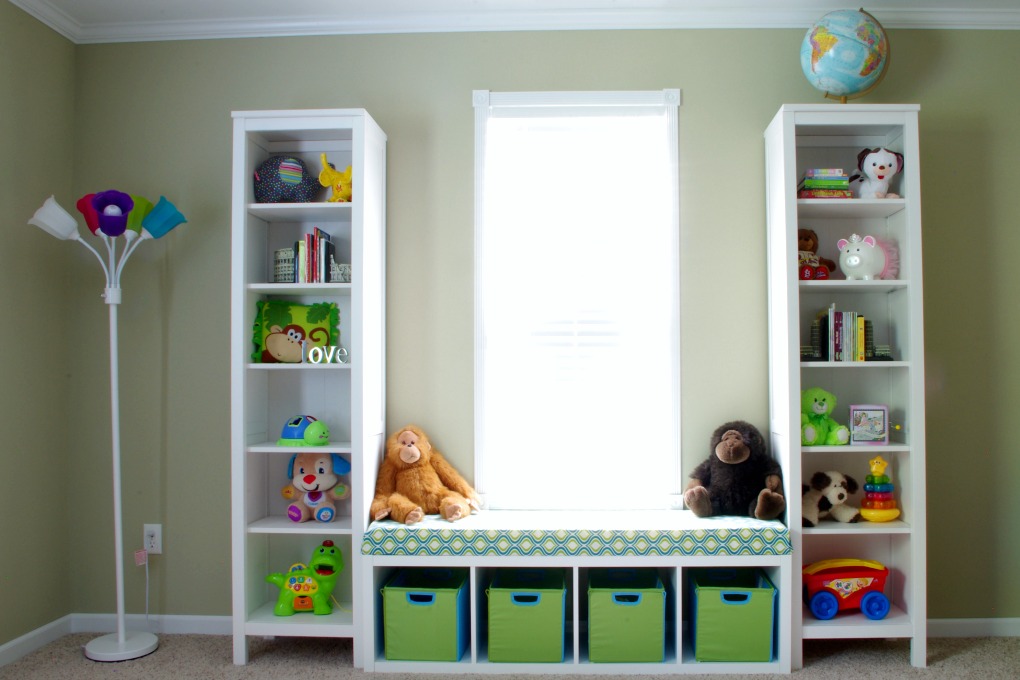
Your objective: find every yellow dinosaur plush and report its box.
[319,153,353,203]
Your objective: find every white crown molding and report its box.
[8,1,1020,44]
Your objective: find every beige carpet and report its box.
[1,634,1018,679]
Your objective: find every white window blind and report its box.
[473,90,681,510]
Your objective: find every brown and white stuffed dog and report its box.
[850,147,903,199]
[802,470,861,527]
[370,425,480,525]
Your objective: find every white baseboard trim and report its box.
[928,617,1020,637]
[4,614,1019,667]
[0,614,231,667]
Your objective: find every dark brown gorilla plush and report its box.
[683,420,785,520]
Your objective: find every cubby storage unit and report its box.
[764,104,927,668]
[230,109,386,665]
[361,511,792,674]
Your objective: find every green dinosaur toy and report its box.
[266,540,344,616]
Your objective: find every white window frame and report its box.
[473,89,682,510]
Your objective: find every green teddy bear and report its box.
[801,387,850,446]
[266,540,343,616]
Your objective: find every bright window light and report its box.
[474,90,681,510]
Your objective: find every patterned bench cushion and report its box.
[362,510,790,557]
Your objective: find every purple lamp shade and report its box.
[92,190,134,237]
[141,196,187,239]
[76,194,101,235]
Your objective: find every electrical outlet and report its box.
[143,524,162,555]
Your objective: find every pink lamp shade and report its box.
[29,196,81,240]
[76,194,101,235]
[92,190,134,237]
[141,196,187,239]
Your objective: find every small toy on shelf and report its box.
[849,148,903,199]
[683,420,785,520]
[282,451,351,523]
[253,155,320,203]
[319,153,353,203]
[266,540,344,616]
[837,233,899,281]
[277,415,330,446]
[801,387,849,446]
[797,228,837,280]
[861,455,901,522]
[370,425,481,525]
[849,404,889,444]
[802,471,860,527]
[802,558,890,620]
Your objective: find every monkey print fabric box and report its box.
[362,510,790,558]
[251,299,339,363]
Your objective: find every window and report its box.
[474,90,681,510]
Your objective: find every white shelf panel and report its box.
[248,283,352,296]
[247,441,354,453]
[801,361,909,369]
[800,280,907,294]
[802,444,909,454]
[248,515,354,535]
[801,605,913,640]
[244,601,356,638]
[246,362,351,371]
[247,202,353,222]
[802,520,911,535]
[797,199,905,219]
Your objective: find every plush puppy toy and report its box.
[850,147,903,199]
[802,471,861,526]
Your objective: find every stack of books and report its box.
[798,168,852,199]
[818,303,866,362]
[276,227,336,283]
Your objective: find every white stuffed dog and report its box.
[802,471,861,527]
[850,147,903,199]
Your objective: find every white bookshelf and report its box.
[764,104,927,669]
[230,109,386,666]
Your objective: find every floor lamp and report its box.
[28,191,186,662]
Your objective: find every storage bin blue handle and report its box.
[511,593,541,606]
[720,591,751,605]
[406,592,436,606]
[612,593,643,605]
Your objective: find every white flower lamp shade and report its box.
[29,196,81,240]
[141,196,187,239]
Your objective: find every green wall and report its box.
[2,11,1019,646]
[0,1,76,644]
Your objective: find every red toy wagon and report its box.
[802,558,890,620]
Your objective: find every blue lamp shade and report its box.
[29,196,80,240]
[92,190,135,237]
[141,196,187,239]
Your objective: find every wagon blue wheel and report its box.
[861,591,890,620]
[809,591,839,620]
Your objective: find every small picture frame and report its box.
[849,404,889,445]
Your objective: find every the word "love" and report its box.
[306,346,349,364]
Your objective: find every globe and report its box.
[801,9,889,102]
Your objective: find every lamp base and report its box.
[84,631,158,662]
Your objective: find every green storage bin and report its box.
[691,568,776,662]
[588,568,665,663]
[383,568,469,661]
[487,569,566,662]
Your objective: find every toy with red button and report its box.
[266,540,344,616]
[860,455,901,522]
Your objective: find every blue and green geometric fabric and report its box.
[362,511,790,558]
